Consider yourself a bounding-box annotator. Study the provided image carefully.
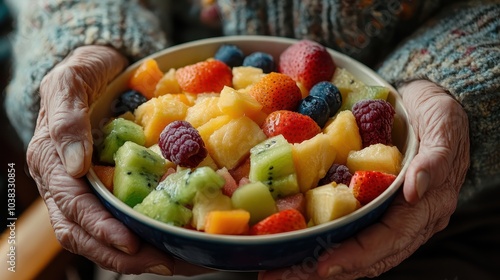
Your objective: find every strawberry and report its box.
[349,170,397,205]
[175,59,232,94]
[249,72,302,114]
[249,209,307,235]
[279,39,336,91]
[262,110,321,144]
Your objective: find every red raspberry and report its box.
[352,99,395,147]
[318,164,353,186]
[159,121,207,168]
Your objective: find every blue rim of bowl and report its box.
[87,35,419,245]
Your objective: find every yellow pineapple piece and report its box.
[292,133,337,193]
[217,86,267,125]
[134,95,188,147]
[323,110,362,165]
[154,68,182,97]
[207,116,266,170]
[148,143,177,170]
[346,143,403,175]
[306,183,359,225]
[196,154,219,170]
[192,189,233,231]
[185,96,223,128]
[232,66,265,90]
[197,115,233,144]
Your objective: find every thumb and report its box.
[39,45,128,177]
[398,80,469,204]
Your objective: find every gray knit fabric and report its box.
[4,0,168,144]
[3,0,499,205]
[378,1,500,204]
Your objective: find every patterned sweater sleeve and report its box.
[377,1,500,203]
[4,0,169,145]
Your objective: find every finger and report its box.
[44,195,174,275]
[39,46,128,177]
[27,119,141,255]
[398,80,469,204]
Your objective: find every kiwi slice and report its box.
[113,141,167,207]
[249,135,300,198]
[157,166,225,206]
[134,189,192,226]
[97,118,146,164]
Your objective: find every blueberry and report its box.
[297,95,330,128]
[242,52,276,73]
[309,81,342,116]
[114,89,147,116]
[214,44,244,68]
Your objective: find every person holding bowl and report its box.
[3,0,499,279]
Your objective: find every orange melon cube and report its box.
[128,59,164,99]
[204,209,250,235]
[93,165,115,192]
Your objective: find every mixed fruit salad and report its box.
[92,39,403,236]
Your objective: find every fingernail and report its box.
[145,264,172,276]
[416,170,430,199]
[327,265,343,277]
[113,244,132,255]
[63,142,84,176]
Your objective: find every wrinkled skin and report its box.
[27,43,469,277]
[259,80,470,280]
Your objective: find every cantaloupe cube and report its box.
[207,116,267,170]
[185,96,223,128]
[128,58,164,99]
[292,133,337,193]
[134,95,188,147]
[323,110,362,165]
[93,165,115,192]
[204,209,250,235]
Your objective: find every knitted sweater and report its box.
[4,0,499,205]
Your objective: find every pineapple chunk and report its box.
[134,95,188,147]
[292,133,336,193]
[185,96,223,128]
[346,143,403,175]
[218,86,264,120]
[207,116,266,170]
[154,68,182,97]
[306,183,359,225]
[232,66,265,90]
[197,115,233,144]
[323,110,362,165]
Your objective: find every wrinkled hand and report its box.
[259,80,470,280]
[26,45,174,275]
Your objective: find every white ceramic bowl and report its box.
[87,35,418,271]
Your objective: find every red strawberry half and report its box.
[279,39,336,91]
[349,170,397,205]
[262,110,321,144]
[249,209,307,235]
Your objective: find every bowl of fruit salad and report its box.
[87,35,418,271]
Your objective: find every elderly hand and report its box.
[26,45,174,275]
[259,79,470,280]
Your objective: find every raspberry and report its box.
[159,121,207,168]
[318,164,352,186]
[352,99,395,147]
